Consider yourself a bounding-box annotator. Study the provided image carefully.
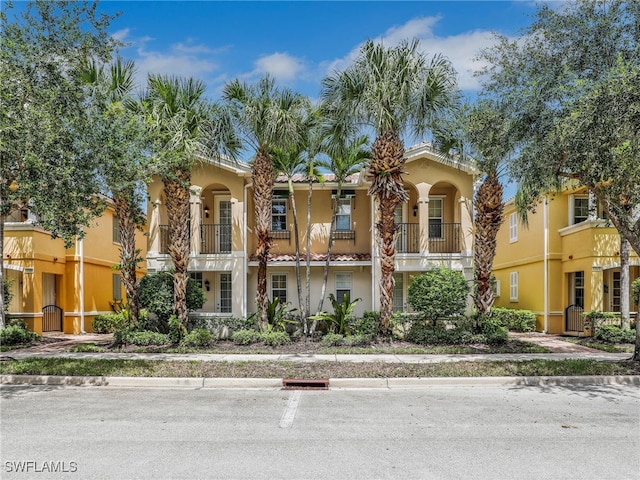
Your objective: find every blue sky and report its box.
[97,0,551,101]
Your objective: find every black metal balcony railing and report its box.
[201,223,232,254]
[429,223,461,253]
[159,223,232,254]
[396,223,420,253]
[395,222,461,253]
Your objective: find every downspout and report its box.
[79,234,86,334]
[543,196,549,334]
[243,182,252,319]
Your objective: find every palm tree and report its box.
[271,144,306,318]
[315,134,370,315]
[321,39,460,334]
[83,57,148,327]
[142,75,239,329]
[222,75,309,330]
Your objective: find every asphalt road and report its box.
[1,384,638,480]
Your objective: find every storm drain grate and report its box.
[282,378,329,390]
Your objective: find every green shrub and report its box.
[310,293,360,335]
[594,325,636,344]
[407,323,463,345]
[320,333,344,347]
[92,313,127,333]
[408,268,470,326]
[479,316,509,344]
[490,308,536,332]
[0,324,40,346]
[7,317,29,330]
[138,272,204,329]
[260,331,291,347]
[180,328,215,348]
[232,329,262,345]
[128,330,171,346]
[355,311,380,336]
[632,278,640,308]
[343,334,372,347]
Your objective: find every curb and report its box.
[2,374,639,389]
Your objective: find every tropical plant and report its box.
[311,292,361,335]
[83,57,149,326]
[321,39,460,334]
[141,75,239,327]
[222,75,310,330]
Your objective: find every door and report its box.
[215,197,232,253]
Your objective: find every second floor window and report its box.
[113,215,121,243]
[428,198,443,238]
[509,213,518,242]
[272,199,287,231]
[336,198,352,231]
[573,196,589,224]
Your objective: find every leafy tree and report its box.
[84,58,149,327]
[141,75,239,327]
[477,0,640,359]
[408,267,470,326]
[0,0,117,327]
[321,39,460,334]
[222,75,310,330]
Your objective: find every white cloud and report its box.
[252,52,306,82]
[323,16,508,92]
[111,28,130,43]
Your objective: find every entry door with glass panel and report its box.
[218,272,232,313]
[214,197,232,253]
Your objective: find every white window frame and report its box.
[509,213,518,243]
[509,272,518,302]
[570,194,589,225]
[428,197,444,239]
[493,279,501,298]
[271,273,288,304]
[335,272,352,303]
[218,272,232,313]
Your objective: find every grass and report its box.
[562,337,635,353]
[1,358,638,378]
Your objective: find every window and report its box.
[573,196,589,224]
[271,274,287,303]
[393,273,404,312]
[112,274,122,301]
[189,272,203,290]
[271,199,287,231]
[573,271,585,308]
[335,272,352,303]
[509,213,518,243]
[219,272,232,313]
[492,279,501,298]
[612,272,621,312]
[112,214,121,243]
[428,198,443,238]
[336,198,352,231]
[509,272,518,302]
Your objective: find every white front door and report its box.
[214,196,232,253]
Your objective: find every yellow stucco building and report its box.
[493,188,639,333]
[3,202,147,334]
[146,142,477,319]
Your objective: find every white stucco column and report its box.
[190,186,203,255]
[418,197,430,254]
[149,200,161,254]
[458,195,473,254]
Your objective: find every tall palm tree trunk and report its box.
[304,178,313,333]
[317,190,340,315]
[473,173,504,315]
[288,179,304,320]
[253,149,274,330]
[114,194,140,327]
[369,130,407,335]
[163,170,191,327]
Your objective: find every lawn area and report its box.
[1,358,639,378]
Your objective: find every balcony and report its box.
[159,224,232,254]
[395,222,461,254]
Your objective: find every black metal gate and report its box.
[42,305,63,332]
[565,304,584,332]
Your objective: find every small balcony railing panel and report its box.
[201,223,232,254]
[396,223,420,253]
[428,223,461,254]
